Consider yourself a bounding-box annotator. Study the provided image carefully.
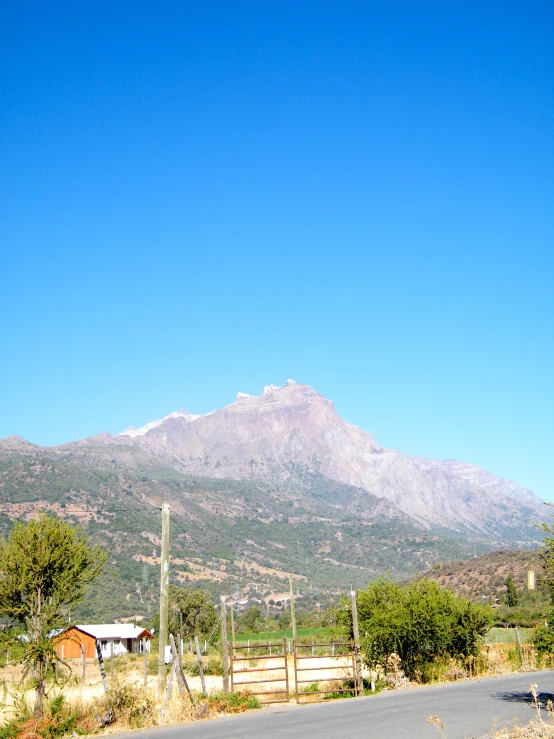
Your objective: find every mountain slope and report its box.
[118,381,543,539]
[0,381,544,622]
[0,444,482,622]
[420,549,546,605]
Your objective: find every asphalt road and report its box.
[115,670,554,739]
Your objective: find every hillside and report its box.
[0,381,545,622]
[0,445,483,622]
[422,549,547,603]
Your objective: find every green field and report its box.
[485,627,534,644]
[234,626,535,647]
[233,627,333,643]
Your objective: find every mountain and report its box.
[0,381,545,622]
[117,381,544,540]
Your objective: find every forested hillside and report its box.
[0,444,494,623]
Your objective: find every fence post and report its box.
[169,634,195,705]
[95,640,109,694]
[285,637,291,702]
[515,627,524,665]
[142,638,148,686]
[81,644,86,686]
[351,590,364,695]
[221,596,230,692]
[292,638,299,704]
[161,659,177,716]
[194,636,206,694]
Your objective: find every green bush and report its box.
[345,578,492,679]
[187,657,222,675]
[0,695,88,739]
[207,691,261,712]
[533,607,554,655]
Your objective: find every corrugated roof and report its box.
[76,624,153,639]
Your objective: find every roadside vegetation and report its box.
[4,510,554,737]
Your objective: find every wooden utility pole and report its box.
[230,602,235,646]
[158,503,170,696]
[220,596,230,692]
[142,638,148,686]
[289,575,297,642]
[350,590,363,695]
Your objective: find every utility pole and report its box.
[350,589,363,695]
[142,638,147,686]
[289,575,297,642]
[158,503,170,696]
[230,601,235,646]
[220,596,230,692]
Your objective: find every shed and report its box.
[55,624,153,660]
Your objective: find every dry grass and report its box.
[0,655,261,739]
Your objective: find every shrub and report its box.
[207,691,261,713]
[96,678,155,729]
[533,608,554,656]
[188,658,222,675]
[0,695,94,739]
[346,578,492,679]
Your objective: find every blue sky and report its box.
[1,2,553,500]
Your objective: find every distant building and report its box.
[55,624,153,660]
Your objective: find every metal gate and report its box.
[230,639,290,704]
[293,641,359,703]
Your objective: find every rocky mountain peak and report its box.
[113,381,542,536]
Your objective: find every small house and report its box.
[55,624,153,660]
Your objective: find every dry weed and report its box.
[427,715,446,738]
[481,684,554,738]
[385,653,410,689]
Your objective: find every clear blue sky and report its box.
[1,2,552,499]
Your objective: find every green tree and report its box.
[505,575,518,607]
[0,514,106,716]
[168,586,217,640]
[539,508,554,593]
[533,606,554,655]
[240,605,263,633]
[277,609,291,630]
[341,578,491,678]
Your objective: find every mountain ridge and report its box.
[0,381,543,541]
[108,381,542,537]
[0,381,544,622]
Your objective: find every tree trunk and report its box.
[33,658,46,717]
